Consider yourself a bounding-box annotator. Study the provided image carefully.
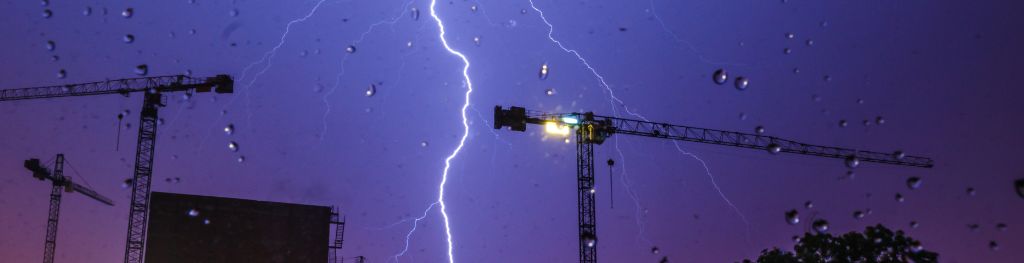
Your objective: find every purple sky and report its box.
[1,0,1022,262]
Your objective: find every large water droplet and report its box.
[539,63,549,80]
[767,143,782,154]
[785,32,795,39]
[989,241,999,251]
[876,116,886,125]
[805,39,815,46]
[122,8,134,18]
[754,126,765,134]
[712,69,728,85]
[838,120,848,128]
[1014,179,1024,199]
[45,40,56,51]
[910,221,919,229]
[967,187,976,196]
[907,177,922,190]
[783,48,792,54]
[470,5,478,12]
[42,9,53,18]
[420,141,429,147]
[229,9,239,17]
[545,88,555,96]
[734,76,749,90]
[345,45,356,53]
[804,201,814,209]
[844,156,859,169]
[224,124,234,135]
[134,64,148,76]
[581,233,596,247]
[365,84,376,97]
[228,141,239,152]
[785,210,799,225]
[853,210,865,219]
[123,34,135,43]
[473,36,481,46]
[237,156,245,163]
[57,69,66,79]
[895,193,904,202]
[410,7,420,21]
[82,7,92,16]
[812,219,829,233]
[187,209,199,217]
[651,246,660,254]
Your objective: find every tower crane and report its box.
[23,154,115,263]
[493,105,934,263]
[1,74,233,263]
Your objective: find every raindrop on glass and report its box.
[1014,179,1023,199]
[785,210,799,225]
[989,241,999,251]
[793,68,800,74]
[767,143,781,154]
[823,75,832,82]
[967,187,976,196]
[365,84,376,97]
[82,7,92,16]
[812,219,829,233]
[651,247,660,255]
[712,69,728,85]
[754,125,765,134]
[203,219,211,225]
[907,177,922,190]
[224,124,234,135]
[229,9,239,17]
[134,64,148,76]
[785,32,795,39]
[910,221,919,229]
[804,201,814,209]
[783,48,792,54]
[410,7,420,21]
[237,156,245,163]
[545,88,555,96]
[123,34,135,43]
[734,76,749,90]
[473,36,481,46]
[42,9,53,18]
[122,8,134,18]
[876,116,885,125]
[470,5,478,12]
[45,40,56,51]
[893,150,906,160]
[228,141,239,152]
[187,209,199,217]
[420,141,429,147]
[996,223,1007,231]
[539,63,549,80]
[520,9,527,14]
[805,39,815,46]
[345,45,356,53]
[844,156,859,169]
[853,210,865,219]
[838,120,848,127]
[406,41,413,48]
[57,69,66,79]
[895,193,904,202]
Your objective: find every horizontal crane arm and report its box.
[69,181,115,206]
[0,74,233,102]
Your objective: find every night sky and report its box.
[1,0,1022,262]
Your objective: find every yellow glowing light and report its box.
[545,122,570,136]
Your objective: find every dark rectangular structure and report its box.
[145,192,331,263]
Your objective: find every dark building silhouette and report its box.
[144,192,332,263]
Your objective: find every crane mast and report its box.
[2,75,233,263]
[494,105,934,263]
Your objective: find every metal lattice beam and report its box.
[123,92,160,263]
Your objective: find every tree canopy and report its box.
[744,224,938,263]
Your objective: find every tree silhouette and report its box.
[744,224,938,263]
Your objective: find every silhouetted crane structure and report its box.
[23,154,114,263]
[329,206,347,263]
[493,105,934,263]
[1,75,233,263]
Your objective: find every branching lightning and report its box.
[393,1,474,262]
[528,0,750,250]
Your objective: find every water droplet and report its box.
[42,9,53,18]
[203,219,211,225]
[910,221,919,229]
[838,120,848,127]
[365,84,376,97]
[134,64,148,76]
[893,193,904,203]
[967,187,976,196]
[229,9,239,17]
[785,210,799,225]
[783,48,792,54]
[793,68,800,74]
[41,0,48,7]
[767,143,782,154]
[581,233,596,247]
[420,141,429,147]
[50,55,59,62]
[237,156,245,163]
[968,223,980,231]
[122,8,134,18]
[651,246,660,254]
[804,201,814,209]
[823,75,832,82]
[712,69,728,85]
[734,76,749,90]
[812,219,829,233]
[739,113,747,120]
[805,39,815,46]
[299,50,308,57]
[410,7,420,21]
[1014,179,1023,199]
[121,178,133,188]
[545,88,555,96]
[539,63,549,80]
[989,241,1000,251]
[607,159,615,166]
[228,141,239,152]
[57,69,66,79]
[785,32,795,39]
[470,5,477,12]
[754,126,765,134]
[520,9,527,14]
[907,177,922,190]
[406,41,413,48]
[82,7,92,16]
[844,156,859,168]
[853,210,865,219]
[187,209,199,217]
[345,45,356,53]
[224,124,234,135]
[123,34,135,43]
[996,223,1007,231]
[473,36,481,46]
[45,40,55,51]
[893,150,906,160]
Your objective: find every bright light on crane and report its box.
[545,122,571,136]
[561,115,579,125]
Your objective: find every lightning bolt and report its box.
[528,0,751,250]
[394,1,473,262]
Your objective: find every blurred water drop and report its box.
[783,48,792,54]
[539,63,549,80]
[767,143,781,154]
[57,69,66,79]
[784,210,799,225]
[228,141,239,152]
[203,219,211,225]
[230,9,239,17]
[1014,179,1023,199]
[520,9,527,14]
[989,241,999,251]
[734,76,749,90]
[121,178,132,188]
[122,8,134,18]
[651,246,660,254]
[754,126,765,134]
[42,9,53,18]
[996,223,1007,231]
[844,156,859,169]
[406,41,413,48]
[123,34,135,43]
[838,120,848,127]
[820,21,829,27]
[812,219,829,233]
[470,5,477,12]
[51,55,59,62]
[545,88,555,96]
[420,141,428,147]
[968,223,980,231]
[785,32,795,39]
[712,69,728,85]
[187,209,199,217]
[224,124,234,135]
[345,45,356,53]
[738,113,747,120]
[299,50,308,57]
[823,75,832,82]
[804,201,813,209]
[967,187,976,196]
[895,193,904,202]
[893,150,906,160]
[910,221,919,229]
[907,177,922,190]
[853,210,865,219]
[41,0,48,6]
[365,84,376,97]
[83,7,92,16]
[805,39,814,46]
[237,156,245,163]
[473,36,481,46]
[134,64,148,76]
[410,7,420,21]
[45,40,55,51]
[189,29,196,35]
